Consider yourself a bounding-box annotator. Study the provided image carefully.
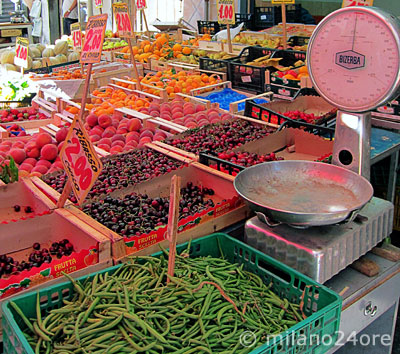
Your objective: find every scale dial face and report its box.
[307,7,400,112]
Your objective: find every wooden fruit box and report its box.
[190,81,272,113]
[65,161,249,260]
[0,178,56,224]
[0,208,112,338]
[222,42,248,56]
[199,40,224,52]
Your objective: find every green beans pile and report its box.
[13,246,305,354]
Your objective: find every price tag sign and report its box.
[136,0,146,10]
[60,118,103,206]
[217,0,235,25]
[342,0,373,7]
[71,22,82,51]
[271,0,295,3]
[113,3,133,37]
[14,37,29,68]
[81,14,108,64]
[94,0,102,9]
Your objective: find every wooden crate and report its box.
[199,40,223,51]
[222,42,248,55]
[0,178,56,224]
[65,161,249,260]
[0,208,112,337]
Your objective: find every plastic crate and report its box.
[199,55,239,80]
[254,6,280,29]
[286,4,302,23]
[2,233,341,354]
[199,152,245,175]
[228,46,278,93]
[197,20,226,35]
[235,13,253,30]
[288,36,310,47]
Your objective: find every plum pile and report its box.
[41,148,184,203]
[164,120,274,155]
[0,239,74,278]
[82,182,215,237]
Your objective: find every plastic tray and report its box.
[2,233,341,354]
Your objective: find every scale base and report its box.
[244,198,393,284]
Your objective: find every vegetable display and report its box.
[13,244,305,353]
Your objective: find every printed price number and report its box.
[136,0,146,10]
[217,0,235,25]
[342,0,373,7]
[113,3,133,37]
[71,23,82,51]
[81,14,108,64]
[60,119,103,205]
[94,0,102,9]
[14,37,29,68]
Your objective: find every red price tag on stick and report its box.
[81,14,107,64]
[136,0,146,10]
[342,0,373,7]
[71,22,82,51]
[217,0,235,25]
[14,37,29,68]
[60,118,103,206]
[113,3,133,37]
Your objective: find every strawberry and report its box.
[10,109,19,116]
[27,107,37,115]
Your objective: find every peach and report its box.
[172,112,184,120]
[98,138,112,146]
[125,140,138,148]
[58,141,65,152]
[19,163,33,172]
[139,136,152,144]
[32,165,48,175]
[186,122,197,129]
[102,130,115,138]
[110,145,123,154]
[0,145,9,152]
[149,103,160,111]
[90,126,104,136]
[52,161,64,170]
[126,131,140,142]
[111,140,125,148]
[98,114,112,128]
[12,141,25,149]
[111,119,120,128]
[36,160,52,169]
[86,113,98,127]
[112,112,123,121]
[195,104,206,112]
[97,144,110,152]
[111,134,125,143]
[183,106,195,115]
[116,128,128,135]
[140,130,153,139]
[150,111,159,118]
[221,113,232,120]
[55,127,69,143]
[35,133,52,149]
[128,118,142,132]
[24,158,37,166]
[9,148,26,164]
[90,134,101,143]
[1,141,12,147]
[40,144,58,161]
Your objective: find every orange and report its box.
[182,47,191,55]
[172,43,182,52]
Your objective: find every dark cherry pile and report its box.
[41,148,184,203]
[217,151,282,167]
[0,240,74,278]
[82,182,215,237]
[164,120,275,155]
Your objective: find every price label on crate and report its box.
[217,0,235,25]
[113,3,133,37]
[94,0,102,9]
[14,37,29,68]
[342,0,373,7]
[81,14,108,64]
[271,0,295,3]
[136,0,146,10]
[71,22,82,51]
[60,118,103,206]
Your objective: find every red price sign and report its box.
[14,37,29,68]
[60,118,103,205]
[81,14,107,64]
[217,0,235,25]
[94,0,102,9]
[71,22,82,51]
[113,3,133,37]
[342,0,373,7]
[136,0,146,10]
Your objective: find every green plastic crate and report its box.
[2,233,342,354]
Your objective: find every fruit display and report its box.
[144,97,233,128]
[0,239,74,278]
[84,112,170,153]
[103,39,128,51]
[0,107,47,123]
[164,119,275,155]
[13,248,306,354]
[165,50,234,66]
[83,182,215,236]
[2,124,26,137]
[272,66,309,81]
[195,88,269,112]
[41,148,185,202]
[35,68,86,80]
[277,110,322,124]
[0,131,67,178]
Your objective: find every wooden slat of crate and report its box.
[199,40,223,51]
